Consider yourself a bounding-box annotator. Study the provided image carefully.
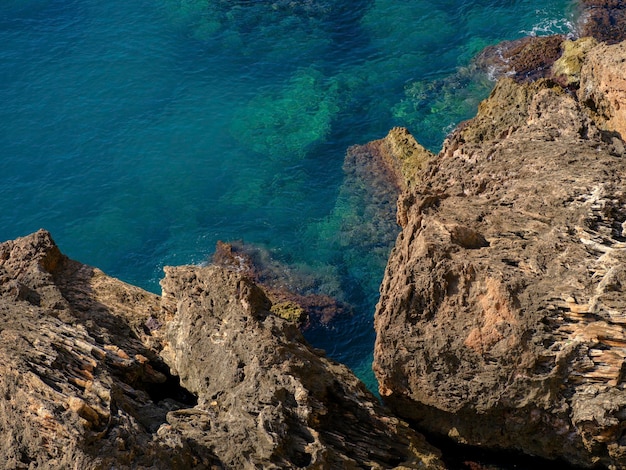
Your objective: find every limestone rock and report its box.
[0,230,445,469]
[159,263,445,469]
[579,40,626,140]
[0,230,207,468]
[374,42,626,468]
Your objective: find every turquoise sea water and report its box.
[0,0,575,389]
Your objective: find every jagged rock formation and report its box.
[0,230,201,468]
[4,9,625,470]
[373,39,626,469]
[0,229,444,469]
[159,263,443,469]
[579,40,626,139]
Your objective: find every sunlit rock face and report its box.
[160,262,445,469]
[579,40,626,141]
[0,230,201,468]
[0,229,444,469]
[374,40,626,469]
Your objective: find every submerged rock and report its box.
[374,39,626,468]
[305,126,434,315]
[0,230,444,469]
[232,67,340,160]
[474,35,566,83]
[212,240,350,327]
[578,40,626,140]
[350,127,434,192]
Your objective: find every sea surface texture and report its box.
[0,0,574,388]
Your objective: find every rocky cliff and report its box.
[3,5,626,470]
[374,39,626,469]
[0,229,444,469]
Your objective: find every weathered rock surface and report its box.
[374,40,626,468]
[0,229,444,469]
[473,0,626,86]
[552,37,599,87]
[579,40,626,139]
[159,263,444,469]
[578,0,626,44]
[474,35,566,83]
[0,229,203,468]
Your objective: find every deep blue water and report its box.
[0,0,575,389]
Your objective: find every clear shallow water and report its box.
[0,0,575,389]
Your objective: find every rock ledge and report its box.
[0,229,444,469]
[374,39,626,469]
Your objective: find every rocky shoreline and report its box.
[1,2,626,469]
[0,229,445,468]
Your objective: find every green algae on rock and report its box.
[306,127,433,300]
[551,37,599,87]
[212,240,350,328]
[270,300,307,324]
[160,0,333,60]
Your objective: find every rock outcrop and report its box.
[338,127,434,256]
[348,127,434,193]
[159,263,443,469]
[4,9,626,470]
[579,40,626,139]
[472,0,626,87]
[552,37,599,87]
[579,0,626,44]
[0,229,444,469]
[474,35,566,83]
[0,230,198,468]
[373,40,626,468]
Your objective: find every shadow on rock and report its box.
[0,229,220,468]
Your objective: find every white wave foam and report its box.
[521,11,576,38]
